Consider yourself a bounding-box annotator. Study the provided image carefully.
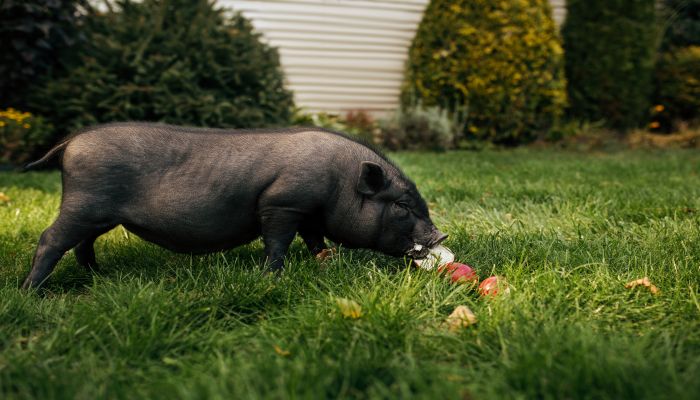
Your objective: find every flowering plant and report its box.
[0,108,53,165]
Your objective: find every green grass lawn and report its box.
[1,149,699,399]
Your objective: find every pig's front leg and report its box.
[260,209,302,272]
[299,216,327,255]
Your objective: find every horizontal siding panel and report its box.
[231,0,427,13]
[284,67,403,81]
[252,20,417,41]
[290,76,399,88]
[287,84,400,96]
[261,31,411,47]
[295,92,398,102]
[280,57,403,72]
[229,1,424,23]
[280,49,406,62]
[300,106,395,116]
[270,40,404,53]
[242,11,416,31]
[301,106,394,114]
[550,0,566,25]
[297,103,397,113]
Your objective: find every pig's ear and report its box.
[357,161,387,196]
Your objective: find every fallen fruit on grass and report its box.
[625,277,660,295]
[478,275,509,297]
[411,246,479,285]
[445,305,477,331]
[0,192,10,203]
[439,262,479,284]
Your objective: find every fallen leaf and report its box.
[445,305,477,331]
[273,345,291,357]
[162,357,179,365]
[316,248,337,262]
[336,297,362,319]
[0,192,10,203]
[625,277,660,295]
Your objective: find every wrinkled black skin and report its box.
[21,123,447,289]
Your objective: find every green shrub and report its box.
[0,0,89,109]
[33,0,293,136]
[402,0,566,144]
[562,0,657,131]
[0,108,53,165]
[379,104,461,151]
[652,46,700,131]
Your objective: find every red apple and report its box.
[478,275,508,296]
[439,262,478,284]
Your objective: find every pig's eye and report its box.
[393,202,410,217]
[395,201,410,209]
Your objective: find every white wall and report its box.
[221,0,567,116]
[550,0,566,26]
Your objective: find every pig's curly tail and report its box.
[23,140,70,171]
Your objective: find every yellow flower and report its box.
[23,123,31,129]
[654,104,664,112]
[649,121,660,129]
[0,121,5,127]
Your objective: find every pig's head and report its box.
[355,161,448,259]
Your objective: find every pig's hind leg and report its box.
[22,211,114,289]
[74,227,114,271]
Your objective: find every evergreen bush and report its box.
[0,0,89,109]
[33,0,293,135]
[402,0,566,144]
[562,0,657,130]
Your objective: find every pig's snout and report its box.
[429,230,449,247]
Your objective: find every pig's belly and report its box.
[121,213,261,254]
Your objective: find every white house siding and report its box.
[550,0,566,26]
[222,0,567,115]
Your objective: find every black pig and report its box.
[21,123,447,288]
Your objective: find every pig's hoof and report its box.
[20,279,39,291]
